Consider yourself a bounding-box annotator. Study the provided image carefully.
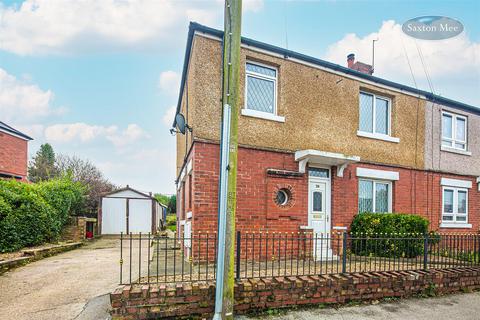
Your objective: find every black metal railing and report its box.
[119,232,480,285]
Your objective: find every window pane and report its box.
[375,98,389,134]
[442,140,453,147]
[246,63,276,77]
[246,76,275,113]
[442,215,454,221]
[359,93,373,133]
[443,189,454,213]
[358,180,373,213]
[313,191,322,212]
[309,168,329,178]
[375,183,389,213]
[456,117,466,141]
[456,216,466,222]
[455,142,465,150]
[458,191,467,214]
[442,114,452,139]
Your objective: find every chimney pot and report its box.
[347,53,355,69]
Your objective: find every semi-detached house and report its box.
[174,23,480,249]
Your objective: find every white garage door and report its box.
[101,198,127,234]
[128,199,152,233]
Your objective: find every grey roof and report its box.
[173,22,479,127]
[0,121,33,140]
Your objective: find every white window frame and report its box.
[358,178,393,213]
[357,91,396,142]
[441,111,467,152]
[242,61,285,122]
[441,186,470,228]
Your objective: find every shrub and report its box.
[350,213,431,258]
[165,214,176,232]
[0,177,85,253]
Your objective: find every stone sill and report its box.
[441,146,472,156]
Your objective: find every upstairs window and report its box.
[442,112,467,151]
[245,62,277,115]
[359,92,391,136]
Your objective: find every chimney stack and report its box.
[347,53,355,69]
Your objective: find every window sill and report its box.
[441,146,472,156]
[357,131,400,143]
[241,108,285,122]
[440,223,472,229]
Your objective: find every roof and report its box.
[102,185,167,207]
[0,121,33,140]
[173,22,479,127]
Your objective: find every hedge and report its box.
[0,178,85,253]
[350,213,433,258]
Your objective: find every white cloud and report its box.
[324,20,480,104]
[0,0,263,55]
[158,71,181,96]
[44,122,148,147]
[0,68,64,123]
[162,105,177,126]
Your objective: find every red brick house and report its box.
[174,23,480,251]
[0,121,33,181]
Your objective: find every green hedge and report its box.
[0,178,85,253]
[350,213,432,258]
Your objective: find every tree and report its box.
[154,194,170,207]
[56,154,115,216]
[28,143,58,182]
[168,195,176,214]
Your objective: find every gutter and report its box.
[172,22,479,127]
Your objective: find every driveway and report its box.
[0,238,139,320]
[238,291,480,320]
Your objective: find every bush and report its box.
[165,214,176,232]
[0,177,85,253]
[350,213,431,258]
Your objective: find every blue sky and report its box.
[1,0,478,195]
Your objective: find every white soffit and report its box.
[295,149,360,177]
[441,178,472,189]
[356,167,399,181]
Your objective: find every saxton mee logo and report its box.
[402,16,464,40]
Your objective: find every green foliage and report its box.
[154,194,176,214]
[0,177,85,253]
[28,143,58,182]
[165,214,176,231]
[350,213,431,258]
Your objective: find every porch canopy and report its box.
[295,149,360,177]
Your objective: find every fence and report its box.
[119,232,480,285]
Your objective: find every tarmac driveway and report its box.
[0,238,129,320]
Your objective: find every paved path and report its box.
[0,238,137,320]
[238,291,480,320]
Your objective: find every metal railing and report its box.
[119,232,480,285]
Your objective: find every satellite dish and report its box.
[175,113,187,134]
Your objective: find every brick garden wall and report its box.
[0,131,28,180]
[110,267,480,319]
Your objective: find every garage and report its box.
[99,185,166,235]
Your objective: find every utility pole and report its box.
[213,0,242,319]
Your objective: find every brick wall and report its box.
[0,132,28,180]
[188,141,479,235]
[110,267,480,319]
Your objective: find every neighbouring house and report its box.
[0,121,33,181]
[98,185,167,235]
[173,23,480,255]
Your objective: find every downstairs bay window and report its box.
[358,179,392,213]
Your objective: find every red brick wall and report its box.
[186,141,479,237]
[0,132,28,180]
[333,163,480,233]
[110,267,480,319]
[192,141,308,235]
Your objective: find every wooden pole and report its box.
[216,0,242,318]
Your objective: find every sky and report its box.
[1,0,479,195]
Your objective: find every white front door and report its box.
[308,167,333,259]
